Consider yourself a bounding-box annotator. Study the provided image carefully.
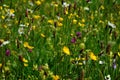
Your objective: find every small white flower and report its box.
[62,2,69,7]
[84,7,89,11]
[99,60,104,64]
[0,41,10,47]
[105,74,111,80]
[18,27,24,35]
[108,21,116,28]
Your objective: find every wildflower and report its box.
[18,27,24,35]
[0,40,10,47]
[76,32,81,38]
[62,2,69,7]
[1,15,5,19]
[57,22,63,27]
[108,21,116,28]
[52,75,60,80]
[35,1,41,5]
[84,7,89,11]
[105,74,111,80]
[33,15,40,19]
[41,33,45,37]
[78,22,85,27]
[6,49,10,56]
[19,56,28,67]
[48,20,54,24]
[99,60,104,64]
[118,52,120,57]
[22,58,28,63]
[58,17,63,22]
[89,52,98,61]
[73,19,77,24]
[0,63,2,68]
[24,63,28,67]
[71,37,76,43]
[9,9,15,15]
[63,46,70,55]
[24,42,34,49]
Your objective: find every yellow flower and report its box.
[41,33,45,37]
[57,22,63,27]
[24,42,34,49]
[78,22,85,27]
[1,15,5,19]
[118,52,120,57]
[48,20,54,24]
[0,63,2,68]
[63,46,70,55]
[22,58,28,63]
[24,63,28,67]
[35,1,41,5]
[33,15,40,19]
[52,75,60,80]
[89,52,98,61]
[0,6,2,10]
[10,9,15,14]
[59,17,63,22]
[73,19,77,24]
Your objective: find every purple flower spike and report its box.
[76,32,81,38]
[71,37,76,43]
[6,49,10,56]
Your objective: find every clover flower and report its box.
[71,37,76,43]
[6,49,10,56]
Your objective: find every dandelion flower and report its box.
[63,46,70,55]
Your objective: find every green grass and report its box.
[0,0,120,80]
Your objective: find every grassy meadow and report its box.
[0,0,120,80]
